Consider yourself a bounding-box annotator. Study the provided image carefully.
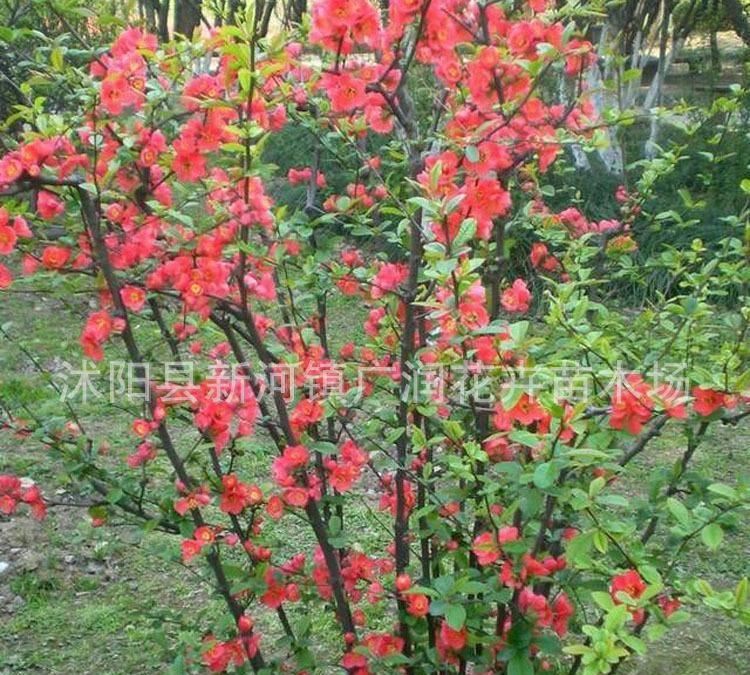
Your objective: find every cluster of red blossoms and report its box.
[0,0,746,671]
[610,375,741,435]
[0,474,46,519]
[610,569,680,625]
[203,631,260,673]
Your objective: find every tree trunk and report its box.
[174,0,202,37]
[584,21,625,175]
[226,0,241,24]
[157,0,171,41]
[710,29,722,73]
[644,1,672,158]
[142,0,157,33]
[585,62,625,174]
[289,0,307,25]
[258,0,277,37]
[723,0,750,47]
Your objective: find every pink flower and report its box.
[121,285,147,312]
[37,190,65,220]
[501,278,531,313]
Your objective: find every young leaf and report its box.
[701,522,723,551]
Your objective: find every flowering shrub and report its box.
[1,2,749,673]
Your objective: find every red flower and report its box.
[174,486,212,515]
[41,245,71,269]
[508,21,540,56]
[266,495,285,519]
[395,573,412,592]
[692,386,726,417]
[0,263,12,289]
[610,374,652,435]
[501,279,531,313]
[237,614,255,634]
[378,475,416,516]
[530,242,560,272]
[126,441,157,467]
[509,393,547,427]
[564,38,596,77]
[194,525,216,545]
[132,418,152,437]
[438,621,467,655]
[181,538,203,563]
[80,311,114,361]
[202,637,247,672]
[371,262,408,299]
[326,440,369,493]
[120,285,146,312]
[12,215,32,239]
[290,398,324,432]
[519,587,553,627]
[37,191,65,220]
[172,137,207,182]
[283,487,309,508]
[658,594,680,617]
[458,300,489,330]
[552,592,575,636]
[610,569,647,623]
[326,73,368,113]
[341,651,368,670]
[0,155,23,184]
[472,526,519,566]
[0,224,17,255]
[101,74,131,115]
[310,0,381,53]
[220,474,262,515]
[363,632,405,658]
[261,568,288,609]
[405,593,430,617]
[652,384,688,419]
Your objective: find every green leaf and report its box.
[563,644,591,656]
[409,585,438,598]
[666,497,691,527]
[464,145,480,163]
[533,461,560,490]
[445,604,466,630]
[735,578,748,607]
[309,441,337,455]
[707,483,737,501]
[604,604,629,631]
[535,633,562,655]
[507,652,534,675]
[453,218,476,247]
[106,487,124,504]
[701,523,723,551]
[510,430,541,448]
[51,47,64,72]
[509,321,529,344]
[238,68,252,92]
[621,633,646,655]
[565,530,594,565]
[589,476,606,497]
[458,581,488,594]
[433,575,454,596]
[591,591,615,611]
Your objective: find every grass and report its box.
[0,532,219,674]
[617,420,750,675]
